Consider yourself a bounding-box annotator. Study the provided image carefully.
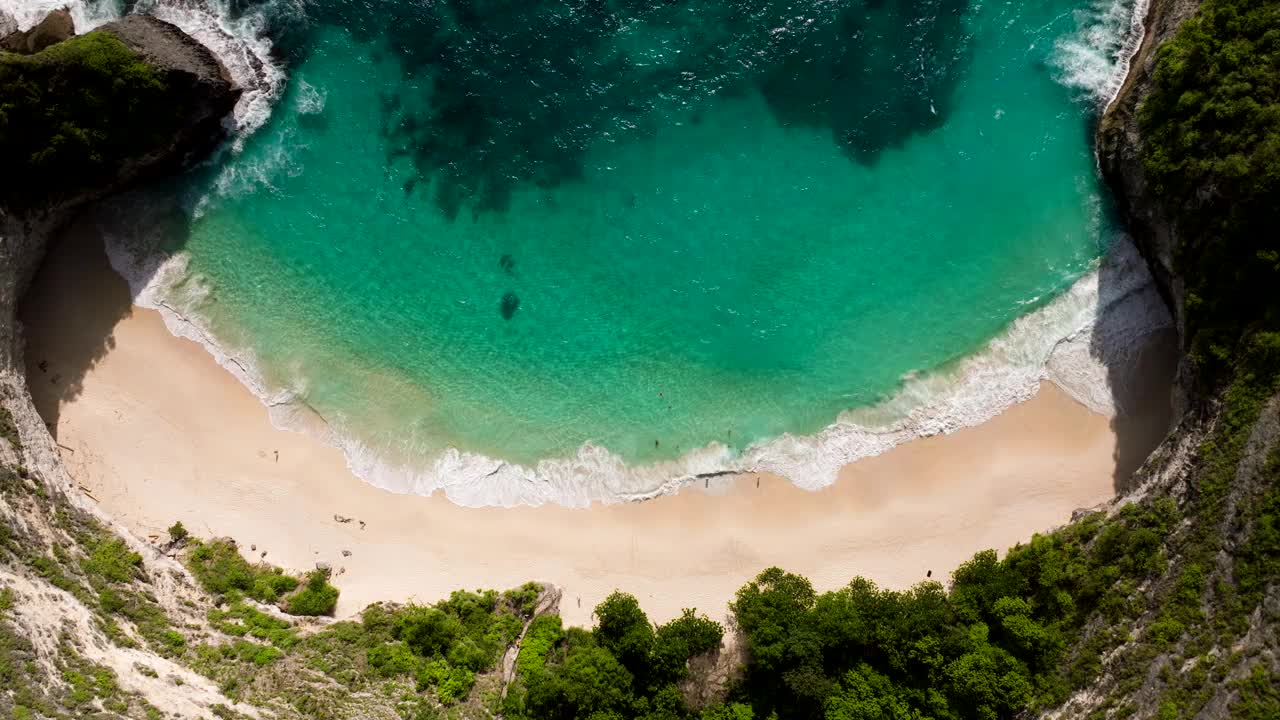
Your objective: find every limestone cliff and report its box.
[0,14,239,376]
[1097,0,1203,344]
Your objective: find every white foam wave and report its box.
[0,0,120,32]
[130,0,288,143]
[105,222,1172,508]
[1051,0,1151,106]
[0,0,287,144]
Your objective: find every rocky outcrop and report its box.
[97,15,241,179]
[0,7,74,54]
[1097,0,1203,348]
[1097,0,1205,420]
[0,14,238,374]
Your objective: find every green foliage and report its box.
[516,614,564,681]
[1140,0,1280,381]
[504,582,544,617]
[417,658,476,704]
[0,32,182,208]
[284,569,340,616]
[525,640,634,720]
[595,592,656,676]
[81,537,142,584]
[367,640,421,677]
[1231,665,1280,718]
[168,521,189,542]
[185,539,300,604]
[208,601,298,650]
[721,498,1179,720]
[651,609,724,684]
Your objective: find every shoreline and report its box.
[19,219,1178,627]
[104,226,1172,508]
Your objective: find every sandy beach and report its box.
[18,224,1176,627]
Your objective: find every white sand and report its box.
[19,228,1176,627]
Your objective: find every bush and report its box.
[284,569,340,616]
[82,538,142,584]
[367,641,420,677]
[167,522,189,543]
[186,540,298,603]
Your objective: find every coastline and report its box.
[19,220,1177,627]
[103,222,1172,508]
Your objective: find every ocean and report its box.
[3,0,1170,506]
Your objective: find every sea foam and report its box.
[1051,0,1151,106]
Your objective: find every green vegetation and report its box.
[185,539,342,617]
[186,538,297,601]
[1141,0,1280,381]
[284,568,340,616]
[167,520,189,543]
[502,592,724,720]
[0,31,181,208]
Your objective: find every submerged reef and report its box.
[302,0,972,218]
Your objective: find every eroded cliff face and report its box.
[1097,0,1203,349]
[0,19,247,717]
[0,14,239,373]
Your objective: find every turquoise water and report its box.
[106,0,1131,493]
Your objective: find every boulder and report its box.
[1,8,75,54]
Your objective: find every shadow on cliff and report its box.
[18,185,194,440]
[1086,207,1181,495]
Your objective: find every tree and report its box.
[594,592,655,676]
[394,606,462,658]
[526,643,633,720]
[651,609,724,684]
[825,665,923,720]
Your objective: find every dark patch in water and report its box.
[294,0,972,216]
[499,254,516,274]
[500,292,520,320]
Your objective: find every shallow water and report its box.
[6,0,1161,503]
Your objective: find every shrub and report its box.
[368,641,420,677]
[82,538,142,584]
[186,539,299,603]
[284,569,339,616]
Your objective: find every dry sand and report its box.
[19,225,1177,627]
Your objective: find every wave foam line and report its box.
[106,230,1172,509]
[1051,0,1152,107]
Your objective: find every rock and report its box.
[341,549,352,557]
[1096,0,1203,413]
[0,10,17,39]
[334,514,352,524]
[315,561,332,572]
[97,15,241,174]
[1,8,75,54]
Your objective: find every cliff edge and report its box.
[1098,0,1203,347]
[0,14,239,374]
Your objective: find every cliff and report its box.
[0,14,239,375]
